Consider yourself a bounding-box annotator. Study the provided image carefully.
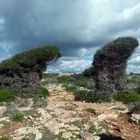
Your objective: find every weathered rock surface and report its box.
[80,131,93,140]
[130,114,140,124]
[93,37,139,99]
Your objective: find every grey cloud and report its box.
[0,0,140,72]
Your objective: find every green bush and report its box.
[83,66,96,78]
[86,108,96,114]
[0,88,15,102]
[32,88,49,108]
[11,113,24,122]
[113,92,140,104]
[40,88,49,98]
[134,86,140,94]
[88,124,96,133]
[57,74,95,93]
[0,137,11,140]
[75,90,109,103]
[129,102,140,114]
[62,84,78,93]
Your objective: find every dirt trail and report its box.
[47,84,140,140]
[0,84,140,140]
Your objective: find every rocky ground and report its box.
[0,84,140,140]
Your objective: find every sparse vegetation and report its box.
[0,88,15,102]
[42,73,96,94]
[88,124,96,133]
[86,108,96,114]
[42,129,57,140]
[75,90,109,103]
[23,109,41,118]
[38,87,50,98]
[11,113,24,122]
[21,134,36,140]
[113,92,140,104]
[129,102,140,114]
[83,66,95,78]
[32,96,48,108]
[58,74,95,90]
[2,121,11,128]
[0,137,11,140]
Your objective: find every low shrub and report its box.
[0,137,11,140]
[75,90,109,103]
[62,84,77,93]
[129,102,140,114]
[86,108,96,114]
[0,88,15,102]
[134,86,140,94]
[21,133,36,140]
[88,124,96,133]
[57,74,95,94]
[11,113,24,122]
[40,88,49,98]
[113,92,140,104]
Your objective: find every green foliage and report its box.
[32,88,49,108]
[0,137,11,140]
[0,46,61,72]
[97,37,139,57]
[42,129,57,140]
[83,66,96,78]
[42,73,95,94]
[86,108,96,114]
[129,102,140,114]
[62,84,77,92]
[75,90,109,103]
[39,88,49,98]
[2,121,11,128]
[57,74,95,93]
[135,86,140,94]
[21,134,36,140]
[88,124,96,133]
[11,113,24,122]
[0,88,15,102]
[113,92,140,104]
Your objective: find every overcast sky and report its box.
[0,0,140,73]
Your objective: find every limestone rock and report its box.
[131,114,140,124]
[0,106,7,116]
[80,131,93,140]
[62,131,73,139]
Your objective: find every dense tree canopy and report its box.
[94,37,139,64]
[0,46,61,73]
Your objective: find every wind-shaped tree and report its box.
[0,45,61,97]
[93,37,139,100]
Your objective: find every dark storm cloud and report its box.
[0,0,140,72]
